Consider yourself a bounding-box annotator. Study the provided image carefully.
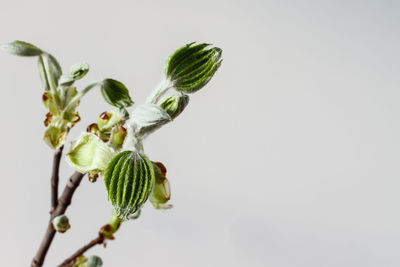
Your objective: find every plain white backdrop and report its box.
[1,0,400,266]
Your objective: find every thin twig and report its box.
[31,171,85,267]
[50,145,64,214]
[58,234,105,267]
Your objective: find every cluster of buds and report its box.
[42,86,81,149]
[87,110,127,151]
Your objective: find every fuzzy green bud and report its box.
[52,215,70,233]
[104,151,155,219]
[160,94,189,119]
[165,43,222,93]
[86,255,103,267]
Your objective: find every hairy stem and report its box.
[58,235,104,267]
[31,172,85,267]
[50,145,64,214]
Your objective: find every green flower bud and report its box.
[52,215,70,233]
[109,125,127,150]
[97,110,124,131]
[165,43,222,93]
[86,255,103,267]
[104,151,155,219]
[150,162,172,209]
[160,94,189,119]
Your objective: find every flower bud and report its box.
[104,151,155,219]
[52,215,70,233]
[150,162,172,209]
[109,125,127,150]
[97,110,123,131]
[165,43,222,93]
[160,94,189,120]
[86,255,103,267]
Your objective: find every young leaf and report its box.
[1,40,42,56]
[37,56,50,91]
[41,53,62,88]
[67,132,114,173]
[100,79,134,108]
[165,42,222,93]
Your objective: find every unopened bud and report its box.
[160,94,189,119]
[52,215,70,233]
[88,172,99,183]
[97,110,124,131]
[109,125,127,150]
[150,162,172,209]
[86,255,103,267]
[165,43,222,93]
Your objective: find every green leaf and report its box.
[165,42,222,93]
[104,150,155,219]
[38,56,50,91]
[160,94,189,119]
[1,40,42,56]
[67,132,114,173]
[41,53,62,88]
[100,79,134,108]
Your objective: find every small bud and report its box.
[86,123,99,134]
[108,125,127,150]
[44,112,53,127]
[52,215,70,233]
[160,94,189,119]
[88,172,99,183]
[150,162,172,210]
[165,43,222,93]
[86,255,103,267]
[97,110,124,131]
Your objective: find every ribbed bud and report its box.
[52,215,70,233]
[104,151,155,219]
[160,94,189,120]
[165,43,222,93]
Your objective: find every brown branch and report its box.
[50,145,64,214]
[31,171,85,267]
[58,234,105,267]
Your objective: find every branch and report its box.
[50,145,64,214]
[31,171,85,267]
[58,234,105,267]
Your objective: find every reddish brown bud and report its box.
[100,111,110,120]
[44,112,52,127]
[154,162,167,177]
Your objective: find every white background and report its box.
[0,0,400,266]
